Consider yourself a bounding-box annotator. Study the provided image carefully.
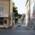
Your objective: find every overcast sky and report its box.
[12,0,26,14]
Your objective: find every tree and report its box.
[13,3,18,23]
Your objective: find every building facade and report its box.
[25,0,29,26]
[25,0,34,26]
[0,0,13,28]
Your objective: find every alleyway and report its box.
[0,27,35,35]
[0,23,35,35]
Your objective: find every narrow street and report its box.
[0,23,35,35]
[0,29,35,35]
[0,28,35,35]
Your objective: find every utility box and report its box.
[0,0,13,28]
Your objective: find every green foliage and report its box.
[13,3,18,23]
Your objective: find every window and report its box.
[0,7,4,17]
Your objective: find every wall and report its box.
[0,0,9,17]
[25,1,29,26]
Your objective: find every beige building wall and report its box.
[0,0,13,28]
[0,0,9,17]
[10,0,13,26]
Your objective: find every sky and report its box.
[12,0,26,14]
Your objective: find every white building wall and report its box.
[30,0,34,19]
[25,0,34,26]
[25,1,29,26]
